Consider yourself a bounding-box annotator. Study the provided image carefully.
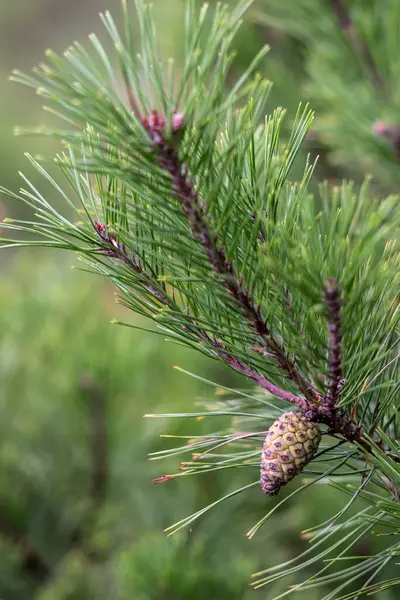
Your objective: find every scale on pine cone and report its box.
[260,412,321,495]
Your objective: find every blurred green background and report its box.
[0,1,398,598]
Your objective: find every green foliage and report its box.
[116,533,253,600]
[252,0,400,191]
[0,254,264,599]
[0,1,399,598]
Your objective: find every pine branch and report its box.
[2,0,396,454]
[331,0,385,95]
[143,110,319,406]
[1,1,400,594]
[324,277,343,407]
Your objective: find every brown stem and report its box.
[212,344,309,409]
[313,405,363,444]
[331,0,385,95]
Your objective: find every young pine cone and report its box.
[260,411,321,496]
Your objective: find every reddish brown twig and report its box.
[324,278,344,407]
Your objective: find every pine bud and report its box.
[260,411,321,495]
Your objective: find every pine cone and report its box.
[260,411,321,495]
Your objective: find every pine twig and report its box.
[94,220,309,410]
[324,278,343,407]
[142,110,319,406]
[95,222,169,304]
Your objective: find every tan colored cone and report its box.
[260,411,321,495]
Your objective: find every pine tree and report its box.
[1,1,399,597]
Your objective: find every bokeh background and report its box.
[0,1,399,598]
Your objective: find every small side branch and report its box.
[324,278,343,407]
[94,220,308,411]
[331,0,384,95]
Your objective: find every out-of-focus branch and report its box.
[0,505,50,582]
[79,372,109,506]
[372,121,400,162]
[331,0,385,94]
[68,373,110,563]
